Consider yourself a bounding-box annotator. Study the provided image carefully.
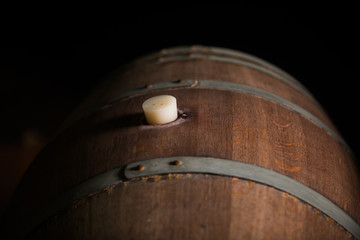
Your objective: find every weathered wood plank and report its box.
[7,46,359,239]
[29,176,355,239]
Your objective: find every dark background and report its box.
[0,6,359,213]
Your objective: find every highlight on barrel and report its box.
[2,45,360,239]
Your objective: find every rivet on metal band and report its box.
[54,79,349,153]
[101,80,347,149]
[128,45,309,97]
[10,157,360,239]
[128,45,321,106]
[125,157,360,239]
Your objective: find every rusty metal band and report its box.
[56,79,348,152]
[126,45,316,103]
[125,157,360,239]
[12,157,360,239]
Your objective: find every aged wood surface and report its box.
[12,89,360,224]
[71,59,336,133]
[29,176,355,239]
[7,47,360,239]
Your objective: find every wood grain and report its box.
[6,47,360,239]
[29,176,355,239]
[69,59,337,134]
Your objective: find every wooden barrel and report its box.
[5,45,360,239]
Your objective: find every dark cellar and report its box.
[1,6,359,239]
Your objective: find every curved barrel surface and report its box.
[5,46,360,239]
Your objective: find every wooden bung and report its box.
[4,45,360,239]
